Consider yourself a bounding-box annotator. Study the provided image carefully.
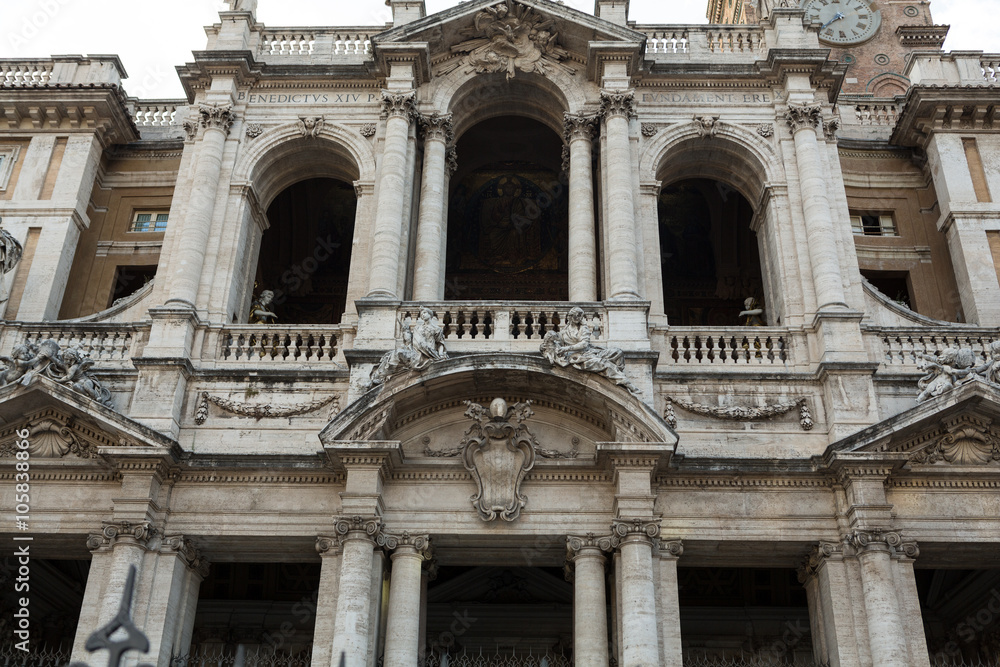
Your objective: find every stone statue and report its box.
[249,290,277,324]
[540,307,640,394]
[974,341,1000,386]
[366,310,449,388]
[0,339,115,408]
[916,347,976,403]
[739,297,765,326]
[225,0,257,12]
[0,219,24,307]
[410,307,449,364]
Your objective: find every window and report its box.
[861,270,912,309]
[129,211,169,232]
[109,265,156,308]
[851,213,897,236]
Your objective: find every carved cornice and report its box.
[599,90,637,121]
[563,112,597,143]
[380,90,416,121]
[87,520,157,552]
[162,535,210,577]
[198,103,236,134]
[784,104,823,132]
[846,529,919,559]
[610,517,661,548]
[419,113,454,144]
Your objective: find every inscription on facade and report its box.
[238,90,379,105]
[640,91,773,105]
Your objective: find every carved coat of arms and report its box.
[444,0,575,80]
[461,398,538,522]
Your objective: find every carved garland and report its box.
[665,397,814,430]
[194,391,340,423]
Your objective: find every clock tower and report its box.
[731,0,949,95]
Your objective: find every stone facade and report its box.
[1,1,1000,666]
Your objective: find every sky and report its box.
[1,0,996,99]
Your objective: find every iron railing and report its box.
[0,645,71,665]
[171,647,312,667]
[420,651,572,667]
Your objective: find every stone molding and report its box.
[419,113,454,144]
[161,535,210,577]
[380,90,417,121]
[784,104,823,132]
[87,520,158,552]
[198,103,236,134]
[599,90,637,121]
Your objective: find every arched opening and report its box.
[658,178,763,326]
[255,177,356,324]
[445,116,568,301]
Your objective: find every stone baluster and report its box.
[383,532,432,667]
[566,534,613,667]
[413,114,453,301]
[849,531,919,667]
[166,104,235,308]
[332,516,384,666]
[612,518,661,666]
[784,104,848,311]
[600,91,641,300]
[367,91,416,299]
[564,113,599,302]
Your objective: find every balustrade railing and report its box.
[658,328,791,366]
[636,26,765,57]
[133,99,183,126]
[0,323,147,364]
[982,55,1000,83]
[213,325,351,365]
[642,27,690,53]
[257,28,373,58]
[259,31,316,55]
[706,27,765,53]
[870,328,996,367]
[0,60,53,86]
[397,302,608,344]
[852,101,902,126]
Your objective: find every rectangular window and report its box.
[851,214,897,236]
[129,211,169,232]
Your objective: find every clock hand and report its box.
[820,11,846,30]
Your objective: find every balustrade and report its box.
[0,61,53,86]
[641,27,690,54]
[657,328,791,366]
[258,31,316,56]
[0,323,146,365]
[636,26,764,59]
[213,325,350,365]
[132,100,183,126]
[982,55,1000,83]
[853,101,902,126]
[870,327,996,367]
[257,28,373,59]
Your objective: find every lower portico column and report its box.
[799,541,865,667]
[332,515,385,667]
[849,531,920,667]
[566,534,613,667]
[655,540,683,666]
[612,518,661,666]
[382,532,432,667]
[314,537,344,667]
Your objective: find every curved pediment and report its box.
[319,354,676,461]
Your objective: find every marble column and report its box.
[799,542,865,667]
[613,518,660,666]
[850,531,916,667]
[412,115,453,301]
[332,516,383,667]
[367,91,416,299]
[784,104,848,311]
[655,541,683,666]
[313,537,344,667]
[143,536,210,665]
[566,535,612,667]
[600,91,641,300]
[564,113,599,302]
[166,104,234,309]
[383,533,431,667]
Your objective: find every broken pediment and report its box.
[825,378,1000,470]
[373,0,647,81]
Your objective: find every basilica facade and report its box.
[1,0,999,665]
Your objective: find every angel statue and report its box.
[915,347,976,403]
[45,346,114,407]
[973,340,1000,386]
[540,307,640,394]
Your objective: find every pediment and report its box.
[825,378,1000,470]
[0,375,179,462]
[373,0,646,80]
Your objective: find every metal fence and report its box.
[0,645,71,666]
[419,652,572,667]
[171,646,312,667]
[683,655,826,667]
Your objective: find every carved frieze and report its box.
[461,398,537,522]
[198,103,236,134]
[446,1,574,80]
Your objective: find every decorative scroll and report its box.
[445,0,574,80]
[666,396,814,430]
[195,391,340,422]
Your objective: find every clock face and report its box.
[802,0,882,45]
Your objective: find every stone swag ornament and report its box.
[0,338,114,408]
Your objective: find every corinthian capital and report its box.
[420,113,454,143]
[199,103,236,134]
[563,112,598,142]
[599,90,637,121]
[847,529,919,559]
[610,517,661,548]
[784,104,823,132]
[381,90,417,121]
